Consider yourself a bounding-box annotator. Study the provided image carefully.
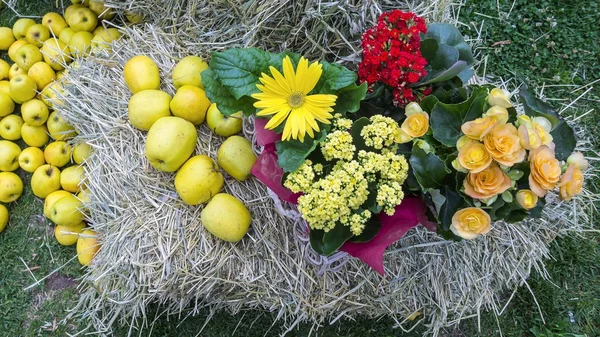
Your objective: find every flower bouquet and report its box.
[202,9,586,273]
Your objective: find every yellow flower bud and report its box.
[517,116,553,150]
[487,88,512,108]
[457,140,492,173]
[461,116,497,141]
[405,102,423,116]
[516,189,538,210]
[456,135,471,150]
[559,164,584,201]
[395,129,413,144]
[401,111,429,138]
[452,158,468,173]
[484,106,509,124]
[567,152,589,171]
[450,207,491,239]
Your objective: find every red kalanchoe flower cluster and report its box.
[358,10,429,106]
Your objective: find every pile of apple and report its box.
[0,0,136,266]
[124,55,257,243]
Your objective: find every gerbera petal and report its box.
[270,66,292,94]
[303,61,323,93]
[254,97,287,108]
[303,112,320,133]
[294,57,309,93]
[265,106,291,129]
[257,76,289,97]
[305,94,337,106]
[256,103,288,117]
[282,56,297,92]
[282,121,292,141]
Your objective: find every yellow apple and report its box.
[91,28,121,51]
[145,116,197,172]
[15,44,43,72]
[0,27,16,50]
[8,40,28,62]
[60,165,85,193]
[77,229,100,266]
[201,193,251,242]
[0,204,7,233]
[169,85,210,125]
[92,26,104,36]
[0,59,9,80]
[18,147,45,172]
[12,18,36,40]
[47,111,76,140]
[25,24,50,48]
[21,123,50,148]
[58,27,75,45]
[68,31,93,56]
[31,164,61,198]
[67,8,98,33]
[0,81,9,95]
[0,172,23,203]
[128,89,171,130]
[76,189,90,203]
[72,142,91,164]
[42,12,69,37]
[8,63,26,80]
[206,104,243,137]
[44,190,72,218]
[21,99,50,126]
[175,155,224,205]
[54,222,85,246]
[217,136,257,181]
[49,194,83,226]
[64,4,86,22]
[88,1,115,20]
[0,92,15,117]
[27,62,56,90]
[123,55,160,94]
[44,141,72,168]
[41,82,67,108]
[125,11,143,25]
[0,115,24,140]
[9,74,37,104]
[41,38,72,71]
[172,56,209,89]
[55,70,66,81]
[0,140,21,171]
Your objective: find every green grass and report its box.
[1,0,599,336]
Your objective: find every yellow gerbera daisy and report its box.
[252,56,337,142]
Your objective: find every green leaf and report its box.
[321,223,354,255]
[489,199,506,220]
[429,87,488,146]
[550,120,576,161]
[437,186,462,231]
[409,146,450,191]
[202,68,256,116]
[351,117,371,152]
[334,82,367,114]
[309,229,326,255]
[420,95,439,113]
[416,61,468,86]
[420,38,439,61]
[518,86,561,128]
[349,216,381,243]
[209,48,271,99]
[504,210,528,223]
[424,23,474,65]
[276,131,326,173]
[320,62,358,92]
[430,44,459,70]
[529,198,546,218]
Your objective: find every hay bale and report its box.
[45,1,595,336]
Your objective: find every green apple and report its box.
[175,155,224,205]
[145,116,197,172]
[206,103,243,137]
[67,8,98,33]
[0,59,9,80]
[19,147,45,172]
[44,190,72,218]
[172,55,208,89]
[0,204,7,233]
[41,38,71,71]
[25,24,50,48]
[0,172,23,203]
[31,164,61,198]
[72,142,91,164]
[42,12,69,37]
[0,140,21,172]
[68,31,93,56]
[201,193,251,242]
[12,18,36,40]
[15,44,43,71]
[128,90,171,130]
[0,92,15,117]
[41,81,67,109]
[44,141,72,168]
[21,123,50,148]
[217,136,257,181]
[21,98,49,126]
[60,165,85,193]
[47,111,76,140]
[9,74,37,104]
[49,194,83,226]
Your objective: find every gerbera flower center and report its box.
[288,92,305,108]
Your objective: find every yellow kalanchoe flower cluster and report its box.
[359,150,409,183]
[342,210,372,236]
[376,182,405,215]
[283,160,316,193]
[321,130,356,161]
[360,115,402,149]
[332,113,353,130]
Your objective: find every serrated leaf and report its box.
[202,68,256,116]
[334,82,367,114]
[550,120,576,161]
[275,130,326,173]
[209,48,271,99]
[410,146,450,191]
[321,62,358,92]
